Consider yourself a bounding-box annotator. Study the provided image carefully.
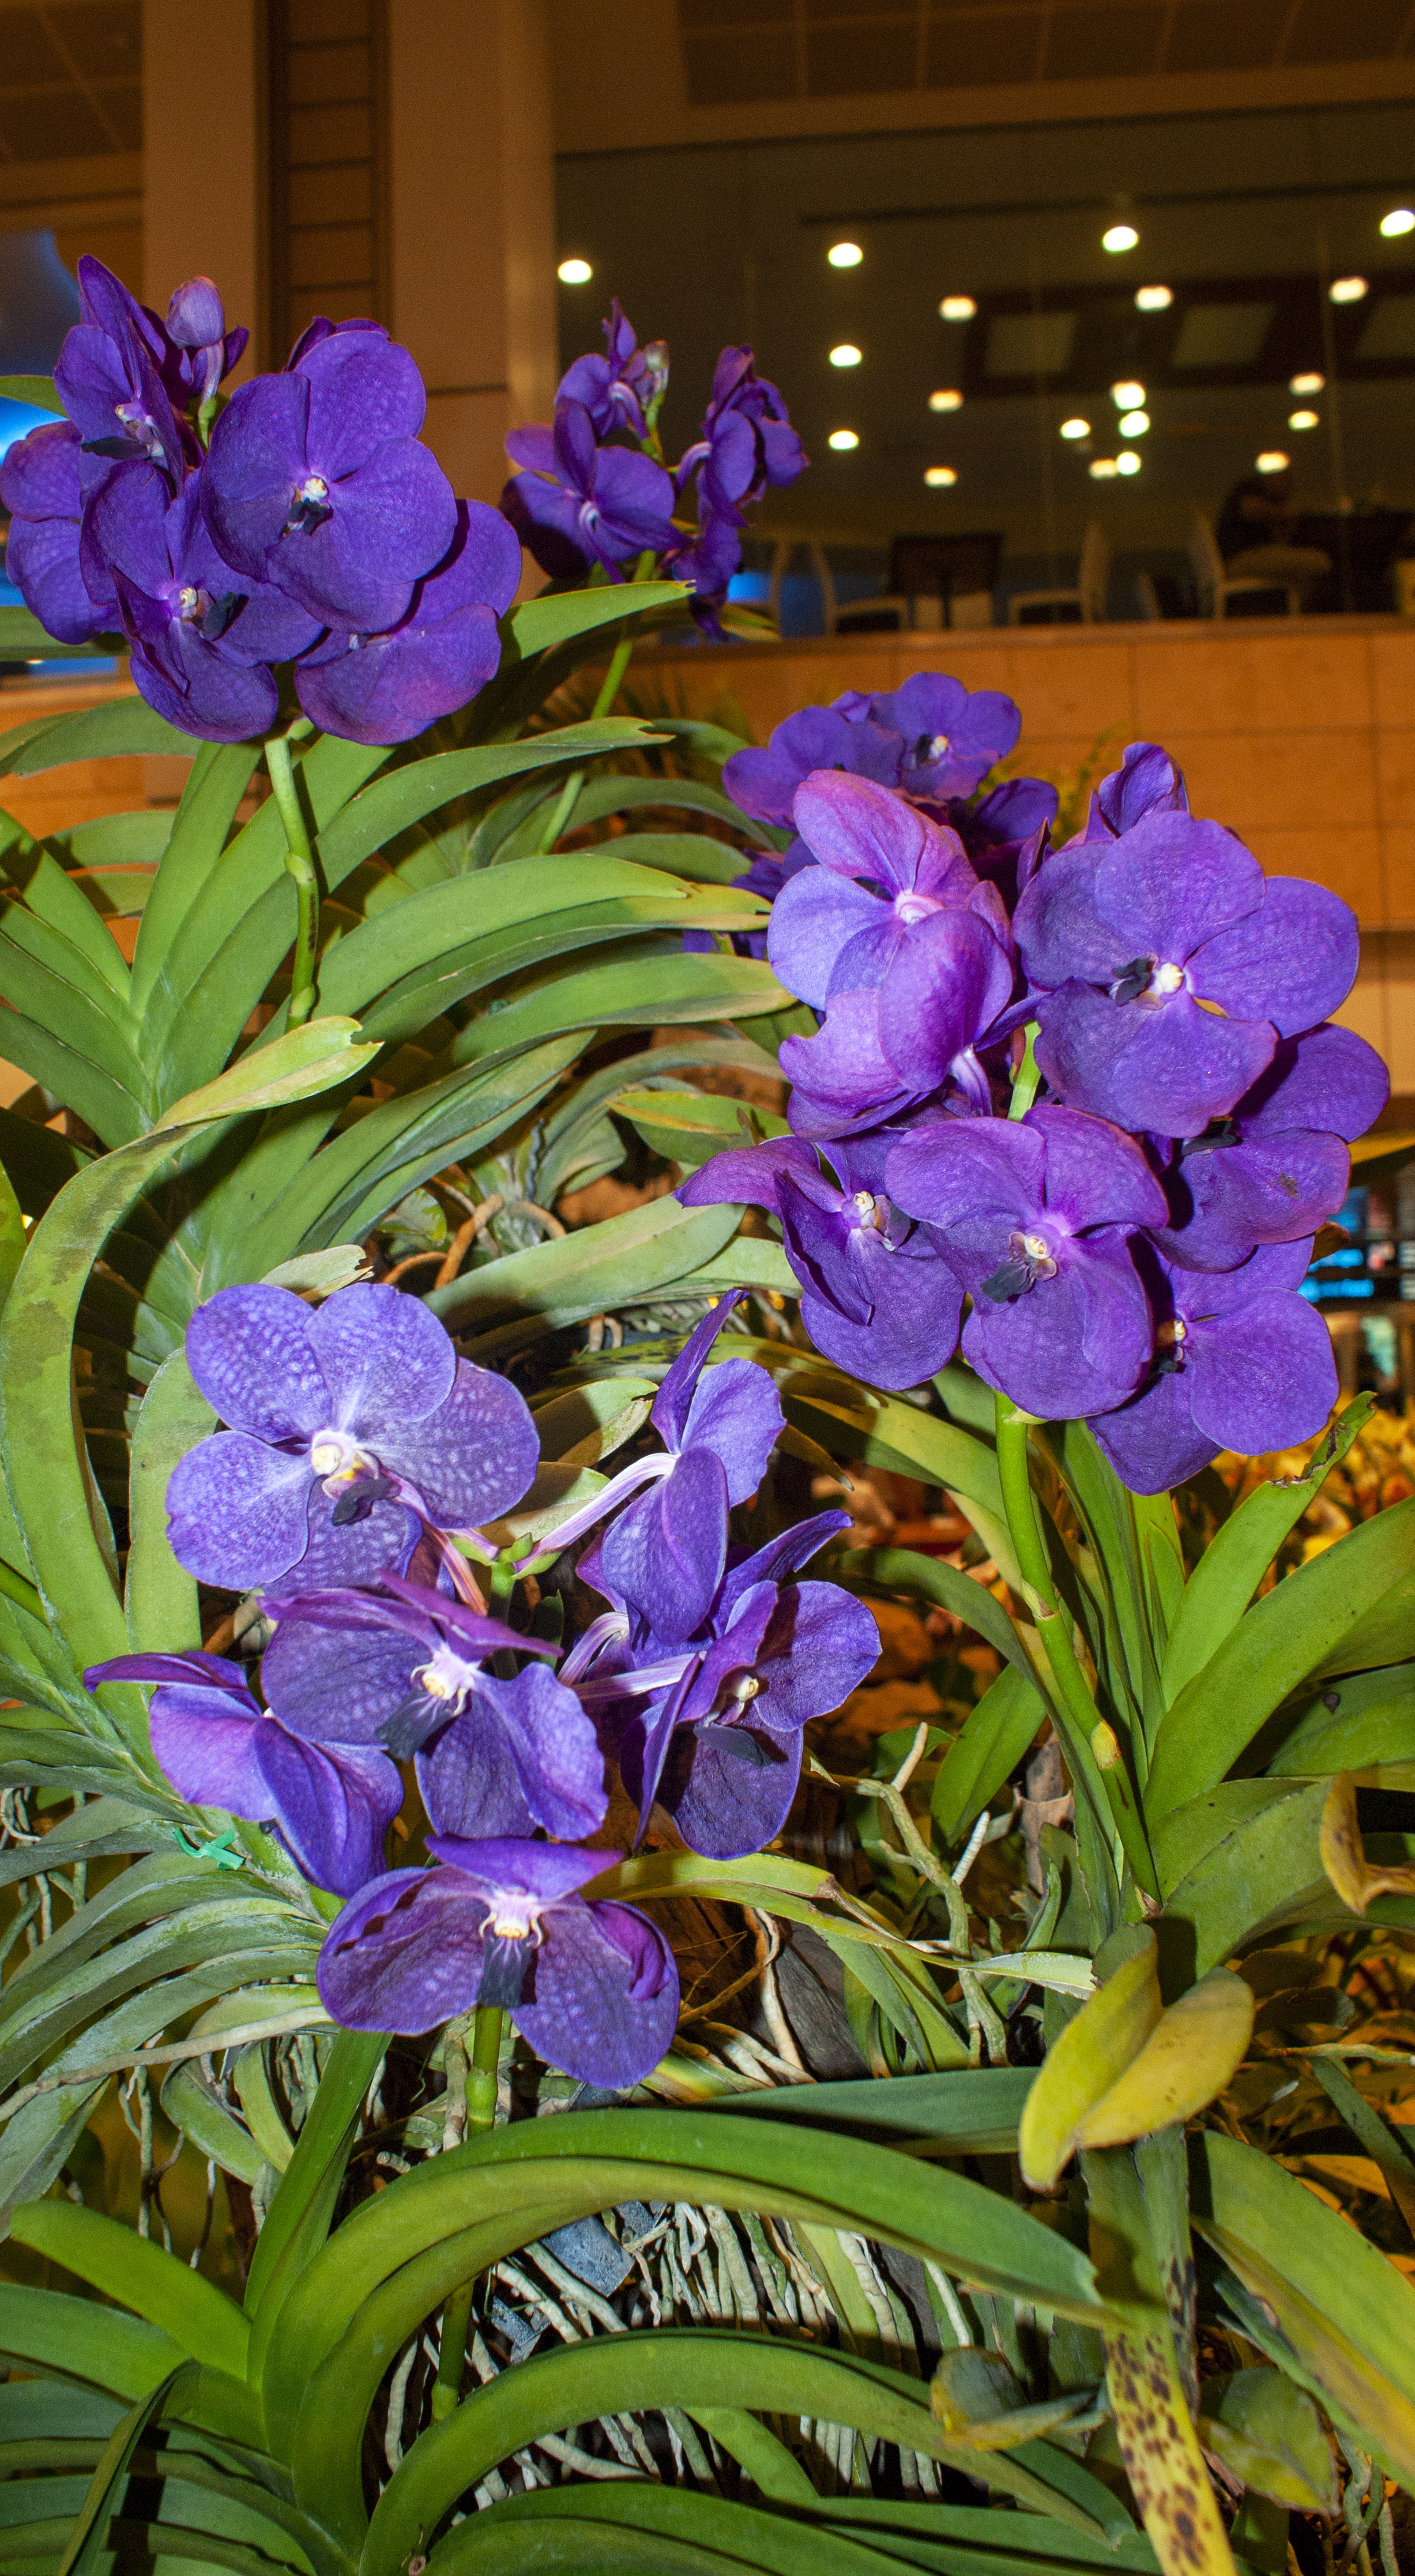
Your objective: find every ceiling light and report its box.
[924,465,958,487]
[1111,379,1145,407]
[1102,224,1139,254]
[830,343,862,368]
[1119,409,1149,436]
[1089,457,1120,479]
[1256,450,1290,473]
[557,257,592,285]
[1135,284,1173,311]
[929,388,962,412]
[828,240,863,267]
[1380,208,1415,239]
[1289,408,1320,431]
[1060,416,1090,440]
[828,428,860,451]
[1116,450,1142,476]
[939,295,977,321]
[1290,371,1324,394]
[1330,276,1368,303]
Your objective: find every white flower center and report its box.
[301,474,330,503]
[412,1644,473,1708]
[309,1429,368,1487]
[489,1896,543,1942]
[894,889,943,926]
[927,733,950,761]
[1149,961,1184,996]
[1019,1231,1051,1264]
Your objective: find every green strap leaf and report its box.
[505,578,688,656]
[243,2027,388,2325]
[53,2362,195,2576]
[430,1195,741,1348]
[123,1353,213,1652]
[9,2204,248,2379]
[932,1662,1049,1846]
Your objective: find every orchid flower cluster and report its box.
[86,1283,876,2088]
[682,683,1388,1492]
[0,255,522,746]
[502,297,806,634]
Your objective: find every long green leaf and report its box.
[431,1195,740,1345]
[311,721,665,886]
[123,1353,212,1652]
[243,2027,388,2325]
[129,742,262,1014]
[0,696,191,777]
[932,1662,1050,1846]
[53,2363,194,2576]
[9,2204,248,2377]
[504,578,688,656]
[440,944,789,1072]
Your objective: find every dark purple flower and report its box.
[723,705,904,828]
[691,344,807,507]
[0,421,118,643]
[678,1132,963,1390]
[81,461,321,743]
[261,1573,606,1841]
[165,1281,540,1595]
[317,1835,679,2088]
[83,1649,401,1897]
[766,771,996,1008]
[503,398,679,581]
[1149,1022,1390,1272]
[294,499,520,743]
[575,1510,876,1857]
[1015,814,1360,1140]
[863,673,1021,803]
[669,500,743,639]
[780,903,1017,1138]
[55,255,189,488]
[202,322,457,632]
[887,1104,1167,1419]
[950,775,1056,908]
[1072,739,1188,843]
[164,274,249,411]
[558,300,660,440]
[1090,1240,1338,1493]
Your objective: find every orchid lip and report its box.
[894,891,943,925]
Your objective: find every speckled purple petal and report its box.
[886,1111,1046,1246]
[267,1487,419,1596]
[426,1835,613,1901]
[767,868,895,1010]
[149,1686,270,1813]
[513,1899,679,2089]
[1091,816,1263,964]
[318,1866,487,2031]
[751,1577,882,1728]
[307,1282,455,1432]
[792,771,932,891]
[964,1245,1154,1421]
[254,1723,403,1896]
[780,989,919,1135]
[600,1445,729,1641]
[415,1704,539,1841]
[676,1138,816,1219]
[1192,877,1360,1037]
[375,1359,540,1528]
[186,1285,330,1440]
[1155,1128,1350,1271]
[722,708,901,828]
[679,1355,783,1505]
[877,909,1015,1089]
[459,1665,607,1841]
[798,1239,963,1391]
[663,1723,801,1861]
[1186,1282,1338,1457]
[651,1295,743,1448]
[1028,1102,1168,1233]
[166,1432,314,1590]
[259,1613,419,1744]
[1238,1023,1389,1142]
[1035,982,1276,1140]
[720,1511,851,1608]
[1090,1366,1218,1494]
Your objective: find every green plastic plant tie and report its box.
[265,724,320,1028]
[170,1822,244,1871]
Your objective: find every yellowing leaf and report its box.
[1074,1969,1254,2151]
[1018,1930,1161,2189]
[1320,1772,1415,1914]
[153,1015,379,1132]
[1108,2318,1238,2576]
[1199,2368,1338,2514]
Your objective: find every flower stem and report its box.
[530,548,658,856]
[1008,1020,1042,1120]
[431,2277,475,2420]
[466,2001,503,2131]
[265,726,319,1028]
[993,1392,1159,1900]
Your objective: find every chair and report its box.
[831,532,1003,636]
[1188,513,1300,619]
[1007,521,1110,624]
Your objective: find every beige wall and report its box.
[646,614,1415,1096]
[142,0,262,381]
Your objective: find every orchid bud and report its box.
[166,274,226,349]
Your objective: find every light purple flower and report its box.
[863,672,1021,802]
[261,1573,606,1841]
[1071,739,1188,843]
[503,397,679,580]
[294,499,520,743]
[779,901,1017,1138]
[55,255,189,487]
[202,321,457,632]
[887,1104,1167,1419]
[83,1649,401,1897]
[165,1281,539,1594]
[723,705,905,828]
[0,421,118,643]
[1090,1240,1338,1493]
[1149,1022,1390,1272]
[81,461,321,743]
[317,1836,679,2088]
[558,300,661,441]
[1015,814,1360,1139]
[766,771,996,1008]
[678,1133,962,1391]
[163,274,249,412]
[576,1511,876,1858]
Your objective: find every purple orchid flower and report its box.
[259,1572,607,1841]
[887,1104,1167,1420]
[573,1507,876,1858]
[165,1281,540,1595]
[558,300,661,440]
[861,672,1021,803]
[669,500,744,640]
[1090,1240,1338,1493]
[724,703,906,829]
[1071,739,1188,844]
[1149,1022,1391,1272]
[163,275,249,412]
[678,1133,963,1391]
[779,900,1017,1139]
[1014,812,1361,1140]
[543,1294,784,1644]
[54,255,189,488]
[695,345,806,505]
[80,461,321,743]
[951,775,1056,909]
[503,398,679,581]
[0,421,118,643]
[83,1649,401,1897]
[202,321,457,632]
[766,771,1000,1008]
[317,1835,679,2088]
[294,498,521,743]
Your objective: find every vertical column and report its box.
[386,0,557,503]
[141,0,264,376]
